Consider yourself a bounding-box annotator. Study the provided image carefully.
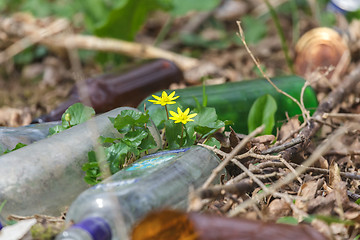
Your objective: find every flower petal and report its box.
[169,111,178,117]
[152,95,162,101]
[187,113,198,119]
[161,91,168,98]
[169,91,176,98]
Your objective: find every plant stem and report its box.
[154,16,174,46]
[180,124,184,147]
[165,105,169,120]
[264,0,294,74]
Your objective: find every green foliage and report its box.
[0,200,6,214]
[49,103,95,135]
[241,16,268,44]
[276,216,298,225]
[82,110,157,185]
[248,94,277,135]
[355,198,360,205]
[346,10,360,23]
[314,214,355,226]
[169,0,220,16]
[194,107,224,139]
[94,0,162,41]
[3,143,27,154]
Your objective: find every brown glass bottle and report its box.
[32,59,183,123]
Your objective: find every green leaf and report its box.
[204,137,221,149]
[3,142,27,154]
[138,132,158,153]
[82,150,103,185]
[164,120,182,149]
[49,125,67,135]
[194,107,225,138]
[170,0,220,16]
[0,200,6,214]
[94,0,162,41]
[276,216,298,225]
[123,130,149,148]
[314,215,355,226]
[112,110,150,133]
[241,16,268,44]
[248,94,277,135]
[61,103,95,128]
[104,142,129,174]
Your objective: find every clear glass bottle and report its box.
[56,146,224,240]
[0,121,60,154]
[0,107,161,220]
[327,0,360,14]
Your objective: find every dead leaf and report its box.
[0,107,32,127]
[263,198,292,221]
[314,156,329,169]
[279,116,301,141]
[296,180,320,211]
[329,161,342,189]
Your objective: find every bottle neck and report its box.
[72,217,112,240]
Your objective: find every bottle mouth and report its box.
[72,217,112,240]
[328,0,360,13]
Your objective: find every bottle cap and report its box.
[327,0,360,14]
[0,221,3,231]
[73,217,112,240]
[294,27,350,78]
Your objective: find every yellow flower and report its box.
[169,107,197,124]
[148,91,179,106]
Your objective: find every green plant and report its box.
[247,94,277,135]
[276,216,298,225]
[3,142,27,154]
[0,200,6,214]
[82,110,158,185]
[49,103,95,135]
[148,91,225,150]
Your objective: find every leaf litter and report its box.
[1,1,360,239]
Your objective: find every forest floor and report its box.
[1,0,360,239]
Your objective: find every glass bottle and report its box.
[33,59,183,123]
[0,107,161,220]
[139,76,318,133]
[56,146,224,240]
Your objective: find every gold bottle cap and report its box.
[294,27,350,78]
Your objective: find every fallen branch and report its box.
[0,16,199,71]
[282,67,360,162]
[201,125,264,189]
[228,124,350,217]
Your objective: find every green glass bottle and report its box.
[138,76,318,133]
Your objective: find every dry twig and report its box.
[201,125,264,189]
[0,16,199,71]
[236,21,310,122]
[282,67,360,161]
[228,123,352,217]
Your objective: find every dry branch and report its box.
[228,124,350,217]
[201,125,264,189]
[0,16,199,71]
[282,67,360,162]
